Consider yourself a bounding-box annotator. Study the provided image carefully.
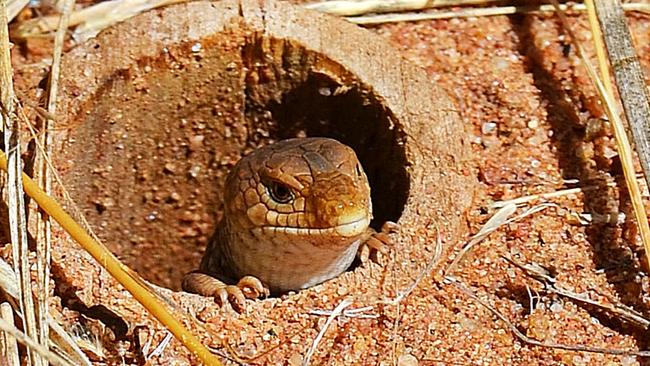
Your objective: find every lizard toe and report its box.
[237,276,269,299]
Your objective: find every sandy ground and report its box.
[5,2,650,365]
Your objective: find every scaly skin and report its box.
[182,137,393,309]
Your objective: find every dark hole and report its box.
[262,72,409,229]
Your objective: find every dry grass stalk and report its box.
[0,151,223,365]
[304,0,496,17]
[0,257,92,365]
[346,2,650,25]
[504,253,650,328]
[18,104,102,244]
[1,302,20,366]
[6,0,28,22]
[448,277,650,357]
[445,203,554,275]
[302,297,353,366]
[0,1,45,365]
[549,0,650,273]
[0,315,75,366]
[592,0,650,183]
[12,1,650,37]
[492,174,650,209]
[14,0,186,40]
[34,0,75,355]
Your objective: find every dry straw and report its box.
[560,0,650,273]
[0,150,224,365]
[0,1,44,365]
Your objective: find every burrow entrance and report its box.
[54,34,409,290]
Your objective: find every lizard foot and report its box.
[357,221,399,264]
[182,272,269,311]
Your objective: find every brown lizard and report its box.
[182,137,395,309]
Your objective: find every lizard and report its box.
[182,137,395,309]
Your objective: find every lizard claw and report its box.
[358,221,398,264]
[182,272,267,312]
[214,285,247,311]
[237,275,270,299]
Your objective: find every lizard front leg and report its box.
[357,221,399,264]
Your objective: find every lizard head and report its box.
[223,137,372,240]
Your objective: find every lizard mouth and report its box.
[256,214,370,237]
[334,214,371,237]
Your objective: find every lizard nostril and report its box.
[355,163,362,177]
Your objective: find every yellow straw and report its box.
[0,150,222,365]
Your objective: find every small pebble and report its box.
[189,165,201,178]
[164,162,177,174]
[397,354,418,366]
[318,87,332,96]
[481,121,497,134]
[549,302,563,313]
[531,159,541,168]
[145,212,158,222]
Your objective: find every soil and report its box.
[4,1,650,365]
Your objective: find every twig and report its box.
[302,298,353,366]
[305,0,496,17]
[550,0,650,281]
[491,187,584,209]
[0,302,19,366]
[0,1,44,365]
[491,175,650,208]
[445,203,554,275]
[0,150,223,365]
[346,2,650,25]
[592,0,650,185]
[447,277,650,357]
[309,306,378,319]
[0,316,75,366]
[34,0,76,355]
[445,204,516,274]
[569,211,626,225]
[14,1,650,36]
[6,0,28,22]
[147,332,173,360]
[505,253,650,329]
[14,0,186,40]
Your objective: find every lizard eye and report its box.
[267,181,294,204]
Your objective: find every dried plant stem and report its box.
[0,2,44,366]
[0,257,91,366]
[0,316,74,366]
[445,203,554,275]
[6,0,28,22]
[592,0,650,183]
[305,0,496,17]
[1,302,19,366]
[0,150,223,366]
[302,298,353,366]
[34,0,76,355]
[15,1,650,37]
[550,0,650,271]
[14,0,186,39]
[346,2,650,25]
[448,277,650,357]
